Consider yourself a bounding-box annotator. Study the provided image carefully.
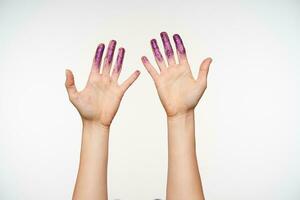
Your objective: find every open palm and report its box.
[65,40,140,127]
[142,32,212,117]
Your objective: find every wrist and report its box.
[82,119,110,132]
[167,110,195,138]
[167,109,195,122]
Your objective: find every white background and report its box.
[0,0,299,199]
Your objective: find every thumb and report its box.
[65,69,78,99]
[197,57,212,83]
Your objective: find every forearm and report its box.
[73,120,110,200]
[166,110,204,200]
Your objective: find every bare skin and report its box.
[65,40,140,200]
[66,33,211,199]
[142,32,212,200]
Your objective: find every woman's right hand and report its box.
[142,32,212,118]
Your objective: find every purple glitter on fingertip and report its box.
[141,56,148,63]
[150,39,158,47]
[150,39,163,62]
[115,48,125,72]
[95,43,105,64]
[173,34,186,54]
[160,32,174,58]
[106,40,117,63]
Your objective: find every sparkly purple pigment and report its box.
[106,40,116,63]
[115,48,125,72]
[150,39,163,62]
[160,32,174,58]
[95,44,105,66]
[173,34,186,54]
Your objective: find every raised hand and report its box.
[142,32,211,200]
[142,32,212,117]
[65,40,140,127]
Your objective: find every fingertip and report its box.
[141,56,148,63]
[65,70,71,86]
[97,43,105,51]
[110,39,117,45]
[207,57,213,63]
[108,40,117,51]
[96,43,105,55]
[150,39,159,48]
[65,69,72,77]
[119,47,125,52]
[173,33,181,42]
[160,31,167,37]
[99,43,105,48]
[173,33,186,55]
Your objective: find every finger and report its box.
[120,70,141,92]
[102,40,117,76]
[150,39,167,71]
[141,56,159,81]
[160,32,176,65]
[65,69,78,100]
[111,48,125,82]
[173,34,188,64]
[197,57,212,83]
[91,43,105,74]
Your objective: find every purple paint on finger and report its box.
[115,48,125,72]
[94,43,105,66]
[150,39,163,62]
[141,56,148,63]
[160,32,174,58]
[106,40,117,64]
[173,34,186,54]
